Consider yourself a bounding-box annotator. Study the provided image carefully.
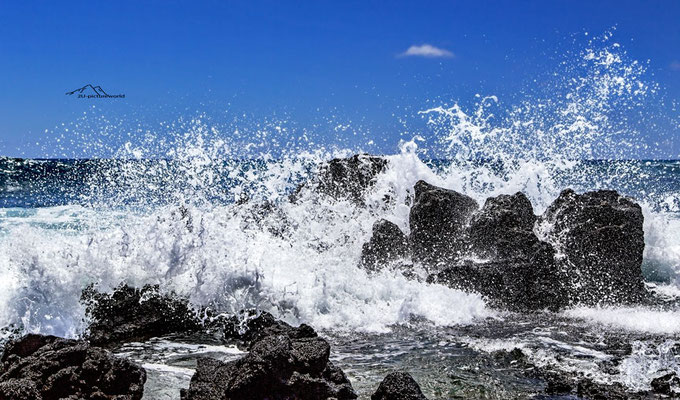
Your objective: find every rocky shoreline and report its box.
[1,154,677,399]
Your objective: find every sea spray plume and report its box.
[0,120,493,337]
[416,31,657,211]
[0,31,678,343]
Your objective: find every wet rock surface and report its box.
[217,309,319,349]
[466,192,538,260]
[409,180,478,267]
[358,179,648,312]
[82,284,202,347]
[650,372,680,396]
[539,188,648,305]
[361,219,410,271]
[0,333,146,400]
[82,284,316,350]
[292,153,388,204]
[429,191,567,311]
[180,323,357,400]
[486,347,670,400]
[371,372,428,400]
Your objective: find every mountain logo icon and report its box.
[66,84,125,98]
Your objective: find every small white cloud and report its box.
[671,61,680,71]
[399,44,453,58]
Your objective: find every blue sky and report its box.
[1,0,679,158]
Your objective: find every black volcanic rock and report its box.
[0,334,146,400]
[539,189,647,305]
[315,154,388,203]
[180,325,357,400]
[423,187,648,311]
[428,238,566,311]
[466,192,538,259]
[217,310,318,349]
[361,219,410,271]
[82,284,318,349]
[82,284,202,347]
[409,180,478,267]
[371,372,428,400]
[650,372,680,396]
[431,191,568,311]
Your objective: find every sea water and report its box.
[0,32,679,399]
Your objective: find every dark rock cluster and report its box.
[361,178,648,311]
[81,283,202,347]
[0,334,146,400]
[180,322,357,400]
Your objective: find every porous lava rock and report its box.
[0,333,146,400]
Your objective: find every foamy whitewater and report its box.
[1,32,679,398]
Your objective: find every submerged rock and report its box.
[539,189,647,305]
[180,324,357,400]
[0,334,146,400]
[361,219,410,271]
[409,180,478,267]
[371,372,428,400]
[82,284,202,347]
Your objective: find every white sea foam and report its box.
[0,193,494,337]
[564,307,680,335]
[618,340,680,392]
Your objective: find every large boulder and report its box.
[0,334,146,400]
[361,219,410,271]
[466,192,538,259]
[429,239,566,311]
[371,372,428,400]
[538,189,647,305]
[409,181,478,268]
[82,284,202,347]
[180,324,357,400]
[431,192,568,311]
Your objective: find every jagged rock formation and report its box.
[538,188,647,305]
[180,323,357,400]
[371,372,428,400]
[360,180,647,311]
[429,190,567,310]
[361,219,410,271]
[0,334,146,400]
[82,284,202,347]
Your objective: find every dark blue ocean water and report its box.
[2,157,679,211]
